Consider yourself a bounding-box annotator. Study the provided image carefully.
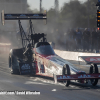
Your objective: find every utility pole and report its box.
[87,0,90,28]
[55,0,59,12]
[40,0,42,13]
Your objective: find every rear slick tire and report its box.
[89,64,98,86]
[10,55,20,75]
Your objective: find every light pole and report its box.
[55,0,59,12]
[40,0,42,13]
[87,0,90,28]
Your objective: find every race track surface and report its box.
[0,53,100,100]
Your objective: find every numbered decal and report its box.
[21,64,30,70]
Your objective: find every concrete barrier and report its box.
[0,43,11,53]
[54,49,100,61]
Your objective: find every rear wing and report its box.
[79,56,100,64]
[1,10,47,25]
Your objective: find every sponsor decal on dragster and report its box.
[21,64,30,70]
[20,14,26,17]
[86,57,100,62]
[46,55,65,66]
[78,74,91,78]
[6,14,12,17]
[33,14,39,16]
[57,75,71,80]
[19,63,32,74]
[57,73,100,81]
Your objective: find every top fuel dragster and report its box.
[1,10,100,87]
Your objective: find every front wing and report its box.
[54,73,100,83]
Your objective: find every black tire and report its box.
[62,64,70,87]
[9,55,11,68]
[89,64,98,86]
[10,55,20,75]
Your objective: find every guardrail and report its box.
[54,49,100,61]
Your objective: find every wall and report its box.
[54,49,100,61]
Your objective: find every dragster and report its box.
[1,10,100,87]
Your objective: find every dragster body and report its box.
[1,10,100,87]
[9,41,100,86]
[34,42,85,76]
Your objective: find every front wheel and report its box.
[62,64,70,87]
[89,64,98,86]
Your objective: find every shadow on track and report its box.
[62,82,100,90]
[22,74,100,90]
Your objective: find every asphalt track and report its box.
[0,53,100,100]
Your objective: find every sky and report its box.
[27,0,87,11]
